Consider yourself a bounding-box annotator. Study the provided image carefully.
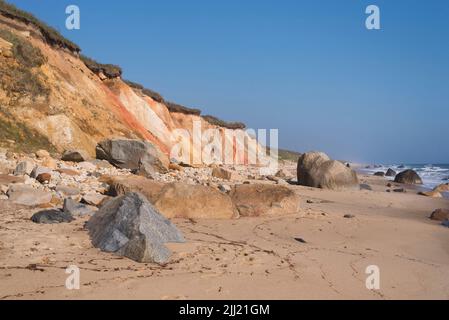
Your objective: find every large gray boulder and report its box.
[297,152,359,190]
[87,192,184,264]
[96,139,169,173]
[394,169,423,185]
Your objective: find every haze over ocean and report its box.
[9,0,449,163]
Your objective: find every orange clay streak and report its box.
[100,83,171,155]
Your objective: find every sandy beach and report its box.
[1,171,448,300]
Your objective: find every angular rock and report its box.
[394,170,423,185]
[81,193,108,207]
[297,152,358,190]
[63,198,95,216]
[96,139,168,173]
[7,185,52,206]
[443,220,449,228]
[430,209,449,222]
[30,166,52,179]
[385,168,397,177]
[55,185,80,196]
[61,150,90,162]
[87,193,185,263]
[230,184,300,217]
[31,209,74,224]
[14,161,35,176]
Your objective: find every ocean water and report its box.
[360,164,449,190]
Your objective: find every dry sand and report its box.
[0,174,448,300]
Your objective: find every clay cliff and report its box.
[0,1,262,166]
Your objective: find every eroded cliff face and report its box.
[0,13,264,166]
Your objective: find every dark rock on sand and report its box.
[62,150,90,162]
[394,170,423,185]
[344,214,355,219]
[385,168,397,177]
[443,220,449,228]
[87,192,185,264]
[430,209,449,222]
[374,172,385,177]
[31,209,74,224]
[96,139,168,173]
[393,188,406,193]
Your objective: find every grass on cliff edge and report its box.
[0,28,49,99]
[0,113,56,153]
[0,0,79,52]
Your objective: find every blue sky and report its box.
[7,0,449,163]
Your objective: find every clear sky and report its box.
[7,0,449,163]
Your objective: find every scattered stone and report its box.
[430,209,449,222]
[306,200,314,204]
[81,193,108,207]
[30,166,52,179]
[13,161,35,176]
[344,214,355,219]
[55,185,80,196]
[387,183,392,187]
[212,167,232,180]
[294,238,307,244]
[297,152,359,190]
[61,150,90,162]
[63,198,95,216]
[230,184,300,217]
[394,170,423,185]
[36,173,52,184]
[31,209,74,224]
[7,185,52,206]
[96,139,168,173]
[443,220,449,228]
[218,184,231,193]
[56,168,80,176]
[385,168,397,177]
[393,188,406,193]
[87,193,185,263]
[77,161,97,171]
